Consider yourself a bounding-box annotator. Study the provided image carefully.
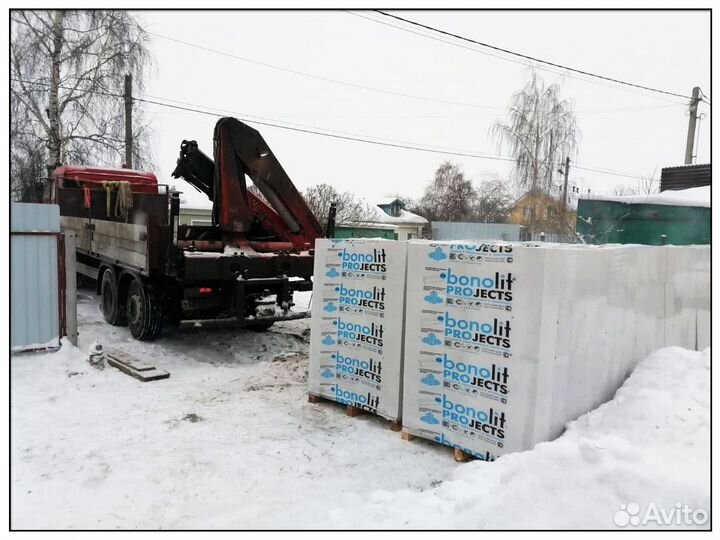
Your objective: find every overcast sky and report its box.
[134,10,710,207]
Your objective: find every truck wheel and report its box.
[100,268,126,326]
[126,278,163,340]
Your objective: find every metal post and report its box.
[562,157,570,209]
[326,202,337,237]
[124,74,133,169]
[684,87,701,165]
[64,232,78,346]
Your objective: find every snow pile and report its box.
[326,346,710,529]
[583,186,710,208]
[10,290,709,529]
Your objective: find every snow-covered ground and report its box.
[11,290,710,529]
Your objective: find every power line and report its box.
[374,10,702,103]
[152,22,691,111]
[143,96,683,119]
[12,77,515,162]
[147,31,508,111]
[11,77,658,181]
[347,10,644,101]
[573,164,652,181]
[349,12,693,107]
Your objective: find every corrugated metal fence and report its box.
[431,222,522,241]
[432,222,578,244]
[11,203,64,352]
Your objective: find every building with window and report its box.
[339,198,428,240]
[509,189,577,240]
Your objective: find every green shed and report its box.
[334,224,396,240]
[576,187,710,245]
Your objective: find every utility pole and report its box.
[684,86,701,165]
[555,156,572,237]
[562,156,570,209]
[124,74,133,169]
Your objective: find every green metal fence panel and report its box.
[577,199,710,245]
[334,226,396,240]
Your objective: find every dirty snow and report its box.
[10,289,710,529]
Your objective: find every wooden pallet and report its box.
[401,430,474,462]
[308,393,401,432]
[106,349,170,382]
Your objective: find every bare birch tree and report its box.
[491,70,578,195]
[10,9,152,199]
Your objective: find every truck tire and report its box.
[100,268,126,326]
[126,278,163,340]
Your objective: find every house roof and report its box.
[341,203,428,227]
[581,186,710,208]
[372,207,428,225]
[377,197,403,206]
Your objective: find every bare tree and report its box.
[491,70,578,195]
[611,170,659,196]
[416,161,476,222]
[10,9,152,198]
[303,183,376,227]
[472,177,514,223]
[10,88,47,201]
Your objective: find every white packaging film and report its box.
[308,238,407,421]
[401,241,710,461]
[308,239,709,460]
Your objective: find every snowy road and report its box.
[10,290,710,529]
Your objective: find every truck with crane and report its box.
[49,117,324,340]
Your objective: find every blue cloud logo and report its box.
[424,291,443,304]
[326,267,340,278]
[422,333,442,346]
[323,302,338,313]
[428,247,447,261]
[322,335,335,346]
[420,411,440,425]
[421,373,441,386]
[321,368,334,379]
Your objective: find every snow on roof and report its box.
[340,205,428,227]
[371,205,428,225]
[582,186,710,208]
[180,199,213,211]
[336,222,396,230]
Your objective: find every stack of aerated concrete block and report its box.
[308,239,710,461]
[307,238,407,422]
